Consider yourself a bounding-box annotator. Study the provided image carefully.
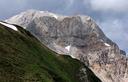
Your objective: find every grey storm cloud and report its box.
[0,0,127,53]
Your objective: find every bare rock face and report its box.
[6,10,128,82]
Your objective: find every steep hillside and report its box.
[6,10,128,82]
[0,22,101,82]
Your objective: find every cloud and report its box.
[0,0,27,19]
[25,0,68,11]
[90,0,128,12]
[64,0,89,15]
[97,18,128,52]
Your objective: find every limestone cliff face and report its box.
[6,10,128,82]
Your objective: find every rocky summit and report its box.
[6,10,128,82]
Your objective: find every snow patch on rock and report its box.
[86,16,91,21]
[70,55,76,59]
[65,45,71,52]
[0,22,18,31]
[104,43,110,47]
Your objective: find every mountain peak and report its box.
[5,10,61,28]
[6,10,128,82]
[6,10,105,38]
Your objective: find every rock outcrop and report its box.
[6,10,128,82]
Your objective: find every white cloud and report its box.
[90,0,128,12]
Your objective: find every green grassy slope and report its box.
[0,23,101,82]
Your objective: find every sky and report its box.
[0,0,128,54]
